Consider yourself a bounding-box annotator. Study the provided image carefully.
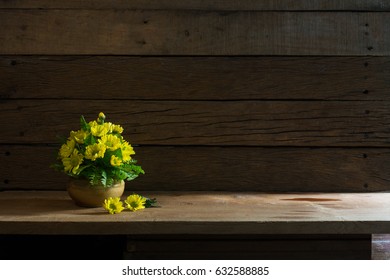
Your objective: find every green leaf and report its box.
[134,165,145,175]
[125,173,139,181]
[80,115,90,131]
[84,133,96,146]
[88,173,98,185]
[101,170,107,186]
[144,197,158,208]
[121,164,144,175]
[75,164,92,175]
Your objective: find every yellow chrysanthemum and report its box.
[99,121,123,134]
[89,121,109,137]
[103,197,124,214]
[111,124,124,134]
[62,149,83,174]
[99,134,121,151]
[59,139,75,159]
[121,141,135,162]
[110,155,122,167]
[84,143,106,161]
[70,129,88,144]
[124,194,147,212]
[104,122,113,133]
[89,120,97,127]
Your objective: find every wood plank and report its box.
[1,56,388,101]
[0,10,388,55]
[1,191,390,235]
[372,234,390,259]
[0,0,389,11]
[1,145,390,192]
[1,100,389,146]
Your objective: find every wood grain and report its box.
[0,0,389,11]
[0,10,387,55]
[1,191,390,235]
[372,234,390,260]
[1,56,388,101]
[1,145,389,192]
[1,100,389,146]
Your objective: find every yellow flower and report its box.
[103,197,124,214]
[111,124,124,134]
[104,122,113,133]
[89,121,109,137]
[70,129,88,144]
[99,134,121,151]
[89,120,97,127]
[59,139,75,159]
[110,155,122,167]
[124,194,147,212]
[98,112,106,121]
[85,143,106,161]
[100,121,123,134]
[121,141,135,162]
[53,112,144,188]
[62,149,83,174]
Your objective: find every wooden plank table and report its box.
[1,191,390,235]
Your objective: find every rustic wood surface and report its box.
[1,145,390,192]
[1,56,388,101]
[0,0,389,11]
[0,2,389,196]
[1,100,389,146]
[372,234,390,260]
[0,10,388,55]
[1,191,390,235]
[0,0,389,261]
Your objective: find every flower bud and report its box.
[97,112,106,124]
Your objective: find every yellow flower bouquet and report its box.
[52,112,157,211]
[53,112,144,186]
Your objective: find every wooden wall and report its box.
[1,0,390,192]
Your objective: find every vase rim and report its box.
[68,178,125,188]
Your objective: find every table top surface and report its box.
[1,191,390,235]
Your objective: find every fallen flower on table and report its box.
[125,194,146,212]
[103,197,124,214]
[103,194,157,214]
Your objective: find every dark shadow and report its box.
[0,235,127,260]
